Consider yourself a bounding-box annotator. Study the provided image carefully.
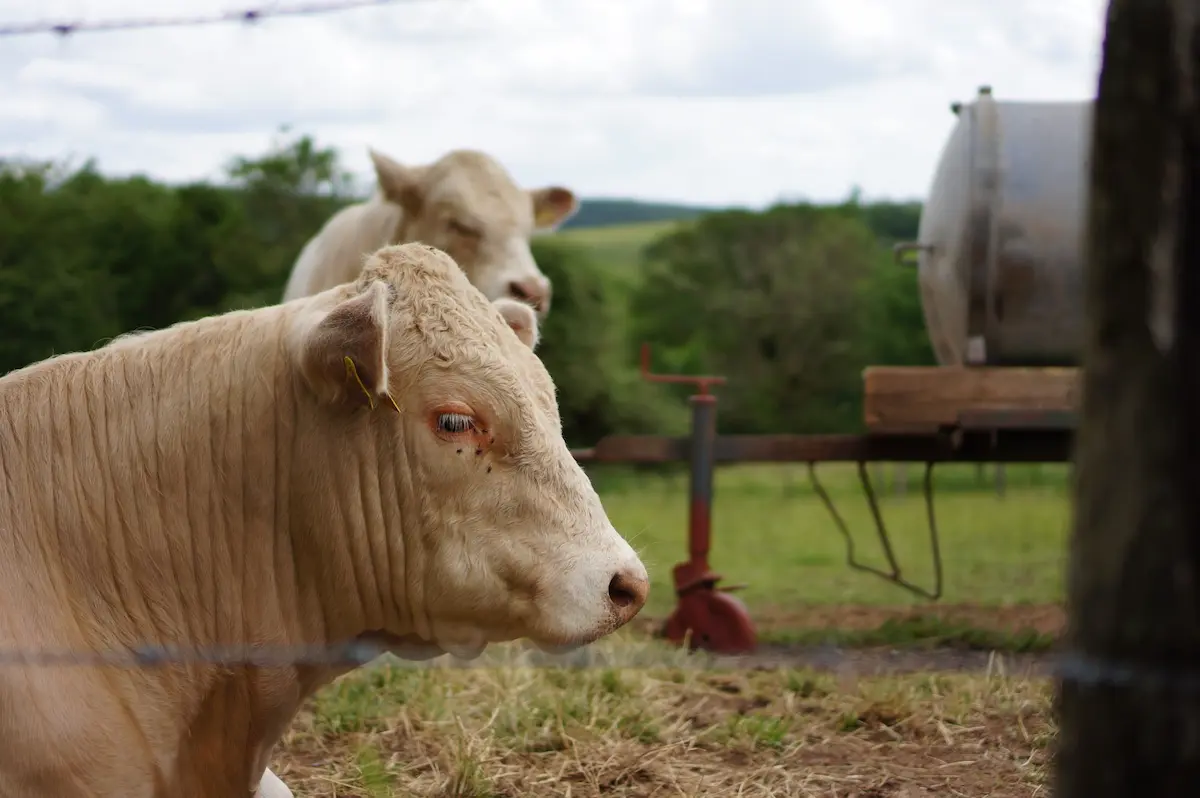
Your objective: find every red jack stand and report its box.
[639,344,757,656]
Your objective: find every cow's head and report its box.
[287,243,647,660]
[368,147,579,319]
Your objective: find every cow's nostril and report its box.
[608,571,647,610]
[508,281,547,313]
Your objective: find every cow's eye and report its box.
[447,219,481,239]
[436,412,475,434]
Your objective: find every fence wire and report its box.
[0,0,449,38]
[0,636,1183,695]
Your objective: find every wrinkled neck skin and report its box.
[227,303,455,790]
[0,300,426,797]
[213,305,438,789]
[187,311,436,793]
[284,385,431,654]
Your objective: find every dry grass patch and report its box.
[272,639,1055,797]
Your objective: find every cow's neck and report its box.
[390,206,420,249]
[0,308,358,795]
[284,401,416,645]
[143,312,406,794]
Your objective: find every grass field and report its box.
[270,463,1071,796]
[594,462,1070,618]
[551,221,681,289]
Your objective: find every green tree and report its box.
[630,204,880,434]
[0,128,938,448]
[0,160,122,372]
[532,239,684,447]
[830,193,934,367]
[221,126,359,307]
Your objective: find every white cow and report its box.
[282,147,580,317]
[0,242,647,798]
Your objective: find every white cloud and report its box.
[0,0,1109,206]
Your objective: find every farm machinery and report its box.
[571,86,1090,656]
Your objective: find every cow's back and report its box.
[282,197,402,301]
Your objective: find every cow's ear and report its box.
[528,186,579,231]
[290,279,398,411]
[369,147,425,217]
[492,297,540,351]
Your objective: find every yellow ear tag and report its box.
[343,356,376,411]
[534,206,559,228]
[344,356,402,414]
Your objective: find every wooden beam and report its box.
[862,366,1081,433]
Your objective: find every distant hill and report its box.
[560,198,722,230]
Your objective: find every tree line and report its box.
[0,129,935,447]
[557,198,716,230]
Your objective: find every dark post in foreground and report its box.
[1055,0,1200,793]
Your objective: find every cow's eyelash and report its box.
[447,219,481,238]
[436,412,475,434]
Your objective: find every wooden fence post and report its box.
[1055,0,1200,792]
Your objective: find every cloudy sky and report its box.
[1,0,1109,208]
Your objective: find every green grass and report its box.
[765,615,1058,653]
[551,220,684,289]
[591,462,1071,617]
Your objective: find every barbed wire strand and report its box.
[0,0,449,39]
[0,639,1186,694]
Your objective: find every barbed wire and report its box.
[0,0,449,39]
[0,637,1186,694]
[0,641,390,668]
[0,640,676,670]
[0,639,741,670]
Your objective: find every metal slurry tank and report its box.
[898,86,1094,367]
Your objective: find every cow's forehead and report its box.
[417,319,556,413]
[357,246,556,406]
[423,151,532,228]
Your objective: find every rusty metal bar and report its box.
[571,428,1074,465]
[957,409,1078,430]
[685,394,717,580]
[639,342,726,395]
[641,343,757,655]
